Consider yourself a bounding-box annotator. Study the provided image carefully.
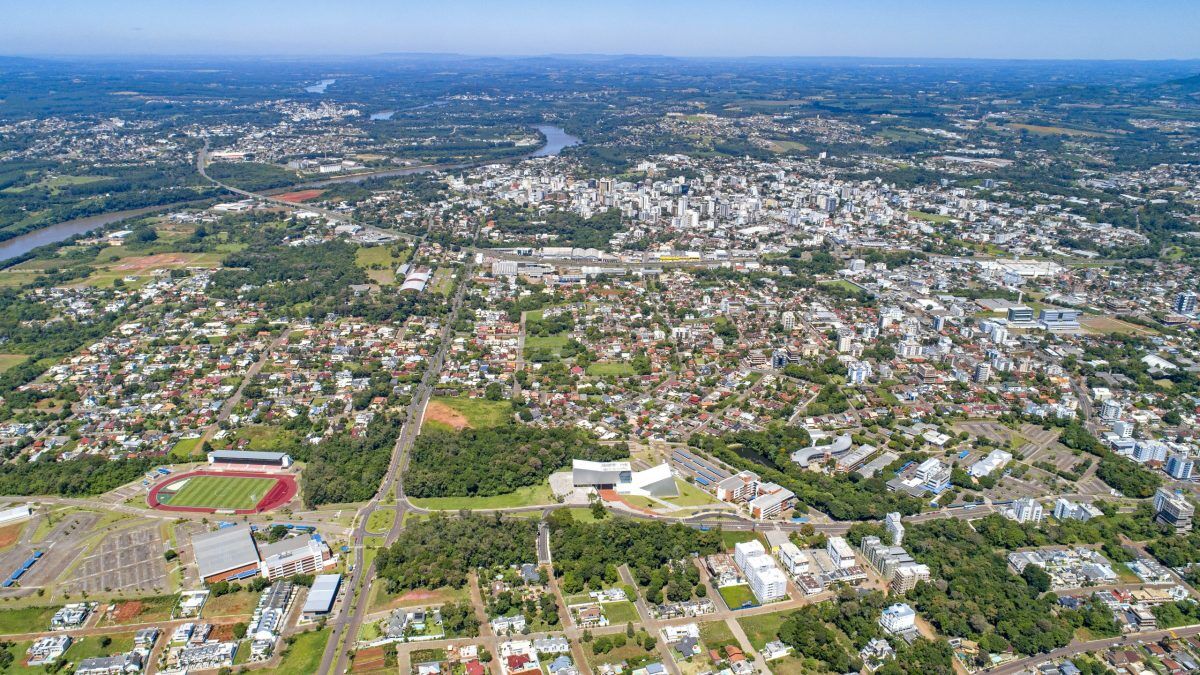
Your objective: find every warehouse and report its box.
[193,525,262,583]
[302,574,342,618]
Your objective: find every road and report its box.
[317,252,477,675]
[984,623,1200,674]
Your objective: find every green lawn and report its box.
[717,584,757,610]
[698,620,739,650]
[817,279,864,293]
[0,606,58,635]
[365,509,396,533]
[664,479,718,507]
[587,362,636,377]
[719,530,763,550]
[428,396,512,429]
[602,600,641,624]
[63,632,135,662]
[737,611,792,649]
[907,209,953,224]
[0,354,28,374]
[407,482,553,510]
[161,476,278,510]
[275,628,330,675]
[524,334,569,357]
[169,437,204,461]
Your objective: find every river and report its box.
[304,79,336,94]
[0,124,581,262]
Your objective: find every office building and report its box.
[1053,498,1102,522]
[1004,497,1044,524]
[1155,488,1195,534]
[914,458,951,494]
[1039,309,1081,331]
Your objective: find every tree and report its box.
[233,622,248,639]
[1021,564,1051,593]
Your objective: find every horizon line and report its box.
[3,51,1200,64]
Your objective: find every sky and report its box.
[4,0,1199,61]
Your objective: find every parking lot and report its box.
[60,525,167,596]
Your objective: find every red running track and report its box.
[147,469,298,515]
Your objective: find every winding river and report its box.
[0,124,581,262]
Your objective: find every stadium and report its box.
[148,451,298,514]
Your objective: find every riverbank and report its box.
[0,124,581,264]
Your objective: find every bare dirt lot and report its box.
[276,189,324,203]
[422,401,469,430]
[112,253,193,271]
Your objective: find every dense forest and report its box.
[404,424,625,498]
[777,588,955,674]
[0,455,156,496]
[375,513,536,591]
[485,207,625,249]
[905,519,1111,657]
[292,414,400,507]
[689,425,925,520]
[548,514,721,598]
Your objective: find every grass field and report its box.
[718,584,757,610]
[1007,123,1109,137]
[161,475,277,510]
[587,362,636,377]
[365,509,396,533]
[907,209,953,224]
[169,437,204,461]
[766,139,808,153]
[719,530,763,550]
[698,620,739,650]
[275,628,330,675]
[663,479,719,507]
[0,605,58,635]
[737,611,791,649]
[817,279,865,294]
[0,354,28,374]
[407,483,554,510]
[602,600,641,624]
[524,334,569,357]
[426,396,511,429]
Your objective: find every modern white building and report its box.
[914,458,951,494]
[880,603,917,635]
[776,542,808,575]
[571,459,679,498]
[827,536,856,570]
[734,540,788,603]
[1053,498,1102,522]
[1003,497,1044,524]
[885,512,904,546]
[968,450,1012,478]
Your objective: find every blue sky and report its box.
[5,0,1198,60]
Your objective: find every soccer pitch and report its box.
[163,476,278,510]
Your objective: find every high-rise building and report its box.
[847,361,872,385]
[1100,399,1121,422]
[827,536,857,570]
[781,311,796,331]
[1155,488,1195,533]
[885,512,904,546]
[1053,498,1102,521]
[1175,291,1197,315]
[880,604,916,635]
[1004,497,1043,524]
[1167,453,1194,481]
[973,362,992,384]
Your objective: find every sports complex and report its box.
[147,450,298,514]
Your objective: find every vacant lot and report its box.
[738,611,791,649]
[408,482,553,510]
[718,584,756,610]
[587,362,636,377]
[162,475,277,510]
[423,396,511,431]
[0,354,28,374]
